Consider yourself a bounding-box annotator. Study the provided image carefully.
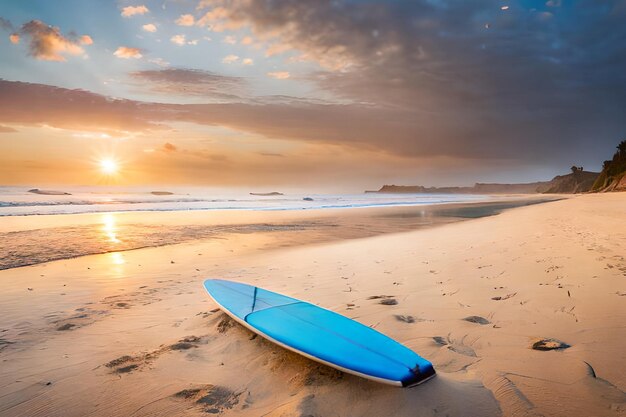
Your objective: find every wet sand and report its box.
[0,194,625,416]
[0,197,552,270]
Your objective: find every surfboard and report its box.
[203,279,435,387]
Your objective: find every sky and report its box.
[0,0,625,190]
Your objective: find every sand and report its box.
[0,194,624,416]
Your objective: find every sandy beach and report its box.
[0,194,625,417]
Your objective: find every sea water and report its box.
[0,186,489,216]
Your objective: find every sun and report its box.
[100,158,119,175]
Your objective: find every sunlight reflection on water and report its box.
[101,213,121,244]
[109,252,125,265]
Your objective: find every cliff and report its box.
[538,170,599,194]
[367,182,549,194]
[590,140,626,192]
[367,172,600,195]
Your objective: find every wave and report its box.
[0,187,489,216]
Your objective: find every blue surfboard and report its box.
[203,279,435,387]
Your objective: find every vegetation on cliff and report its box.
[591,140,626,192]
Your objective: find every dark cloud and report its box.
[0,79,164,133]
[129,68,246,101]
[0,17,14,32]
[196,0,626,165]
[0,77,621,168]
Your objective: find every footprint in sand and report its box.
[462,316,491,325]
[432,335,477,357]
[104,335,204,374]
[367,295,398,305]
[173,385,241,414]
[216,315,237,333]
[531,338,570,351]
[394,315,416,323]
[491,292,517,301]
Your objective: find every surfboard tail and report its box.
[402,364,436,387]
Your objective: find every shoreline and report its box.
[0,191,547,218]
[0,193,624,417]
[0,196,559,271]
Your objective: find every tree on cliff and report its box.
[617,140,626,158]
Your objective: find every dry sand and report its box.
[0,194,625,416]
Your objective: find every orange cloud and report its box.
[121,5,149,17]
[142,24,157,33]
[170,34,186,45]
[175,14,195,26]
[267,71,290,79]
[163,142,177,152]
[80,35,93,45]
[114,46,143,59]
[17,20,89,61]
[9,33,19,44]
[196,7,244,32]
[222,54,239,64]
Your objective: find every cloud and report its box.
[1,74,623,172]
[242,58,253,65]
[222,54,239,64]
[170,34,186,45]
[121,5,149,17]
[223,35,236,44]
[188,0,626,162]
[0,17,14,32]
[163,142,177,152]
[79,35,93,45]
[114,46,142,59]
[129,68,246,100]
[0,125,17,133]
[0,80,163,134]
[241,36,253,45]
[196,6,242,31]
[142,23,157,32]
[176,14,195,26]
[9,33,19,44]
[149,57,170,67]
[267,71,289,79]
[3,2,626,184]
[14,20,89,61]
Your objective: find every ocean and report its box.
[0,186,489,216]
